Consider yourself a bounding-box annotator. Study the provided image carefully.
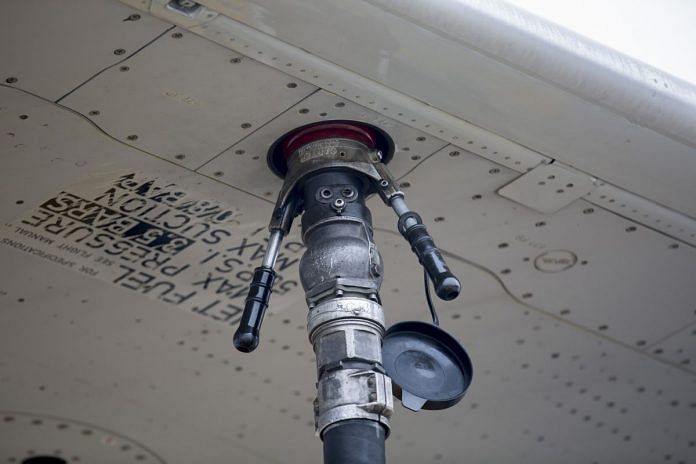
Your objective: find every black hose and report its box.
[322,420,386,464]
[424,267,440,326]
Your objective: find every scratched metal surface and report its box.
[0,1,695,464]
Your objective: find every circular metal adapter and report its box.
[382,321,472,411]
[266,120,395,178]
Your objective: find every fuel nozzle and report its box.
[232,120,472,464]
[234,120,461,350]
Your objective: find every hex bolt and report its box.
[379,180,389,189]
[332,199,345,213]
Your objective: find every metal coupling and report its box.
[315,369,393,436]
[308,297,384,337]
[308,297,393,436]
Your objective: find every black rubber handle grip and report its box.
[398,212,461,301]
[233,266,277,352]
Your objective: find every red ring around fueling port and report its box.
[281,122,378,160]
[267,120,395,179]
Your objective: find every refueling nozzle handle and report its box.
[233,266,277,352]
[397,212,461,301]
[233,223,288,353]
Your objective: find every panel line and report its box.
[373,226,696,378]
[54,25,177,104]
